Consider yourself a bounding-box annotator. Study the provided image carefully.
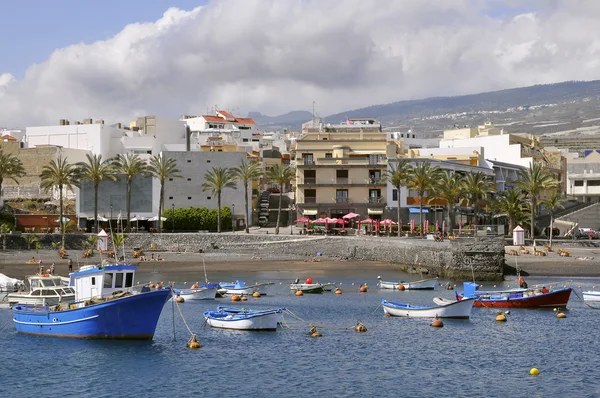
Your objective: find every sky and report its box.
[1,0,600,127]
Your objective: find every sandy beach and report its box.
[2,241,600,281]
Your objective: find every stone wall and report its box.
[3,232,506,281]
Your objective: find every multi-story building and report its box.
[566,150,600,202]
[294,120,392,219]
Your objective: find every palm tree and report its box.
[407,161,443,236]
[387,159,413,237]
[493,189,527,233]
[111,154,149,232]
[266,164,295,234]
[40,155,81,248]
[516,162,558,238]
[76,154,116,233]
[462,171,496,226]
[148,155,182,233]
[434,171,464,233]
[202,167,237,233]
[232,159,262,233]
[541,190,567,248]
[0,151,26,204]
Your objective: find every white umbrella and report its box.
[148,215,167,222]
[54,217,71,223]
[89,216,108,222]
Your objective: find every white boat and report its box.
[289,283,325,293]
[173,285,218,300]
[0,273,23,292]
[217,280,275,296]
[203,308,283,331]
[583,291,600,301]
[378,276,438,290]
[7,274,76,307]
[382,297,475,318]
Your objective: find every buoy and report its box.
[493,285,496,288]
[241,296,248,301]
[530,368,539,376]
[296,290,304,296]
[339,282,342,285]
[430,315,444,328]
[355,322,367,332]
[335,288,342,295]
[359,285,368,293]
[305,278,313,284]
[554,308,566,318]
[384,312,391,317]
[446,284,453,290]
[309,326,322,337]
[252,291,261,298]
[186,334,202,349]
[496,312,507,322]
[398,284,405,291]
[156,282,163,289]
[352,282,355,286]
[149,282,155,289]
[231,294,241,301]
[175,295,184,303]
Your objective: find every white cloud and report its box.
[2,0,600,127]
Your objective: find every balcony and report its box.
[302,177,317,184]
[335,177,351,184]
[303,197,317,204]
[298,157,387,167]
[335,197,350,203]
[367,178,385,185]
[368,196,384,203]
[302,159,315,166]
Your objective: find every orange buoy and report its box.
[231,294,241,301]
[430,315,444,327]
[384,312,391,317]
[252,291,261,298]
[359,285,368,293]
[398,284,405,291]
[309,326,322,337]
[149,283,155,289]
[305,278,313,284]
[335,288,342,295]
[295,290,304,296]
[496,312,507,322]
[175,295,184,303]
[241,296,248,302]
[355,322,367,332]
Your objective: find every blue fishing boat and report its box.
[204,307,283,331]
[12,264,171,340]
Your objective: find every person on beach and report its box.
[68,259,73,273]
[50,263,55,275]
[151,253,155,261]
[39,263,44,274]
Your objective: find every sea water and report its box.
[1,270,599,398]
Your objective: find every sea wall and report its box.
[2,232,505,281]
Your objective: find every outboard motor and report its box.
[294,278,299,284]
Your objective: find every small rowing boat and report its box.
[378,276,438,290]
[382,297,474,318]
[204,307,283,331]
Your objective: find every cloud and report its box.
[2,0,600,127]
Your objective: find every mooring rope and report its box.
[171,287,196,337]
[571,289,600,310]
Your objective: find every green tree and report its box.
[266,164,295,234]
[407,161,443,236]
[202,167,237,233]
[232,159,262,233]
[434,171,464,233]
[111,154,149,232]
[463,171,496,225]
[148,155,182,233]
[387,159,413,237]
[0,151,25,204]
[40,155,81,248]
[493,189,527,233]
[25,234,39,250]
[516,163,558,238]
[541,189,567,248]
[76,153,116,233]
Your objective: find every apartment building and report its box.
[566,150,600,202]
[295,120,392,219]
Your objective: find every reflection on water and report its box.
[1,270,599,397]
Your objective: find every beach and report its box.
[3,242,600,280]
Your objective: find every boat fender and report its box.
[295,291,303,296]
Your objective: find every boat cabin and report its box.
[29,275,66,289]
[69,264,137,301]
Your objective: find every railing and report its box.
[450,225,504,237]
[367,178,385,184]
[334,177,351,184]
[313,158,387,166]
[303,197,317,204]
[303,159,314,166]
[368,196,384,203]
[335,197,350,203]
[301,177,317,184]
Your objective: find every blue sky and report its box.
[0,0,209,77]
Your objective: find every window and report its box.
[91,277,96,286]
[574,180,584,187]
[207,196,211,200]
[242,138,249,142]
[207,160,211,163]
[336,189,349,203]
[125,273,134,288]
[588,180,600,186]
[169,178,173,181]
[393,189,398,201]
[188,197,192,200]
[303,154,314,165]
[369,170,381,183]
[115,273,124,288]
[104,273,113,288]
[187,160,191,163]
[169,196,173,200]
[325,153,332,159]
[369,189,381,202]
[187,178,192,181]
[31,289,41,296]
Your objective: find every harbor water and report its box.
[1,269,599,398]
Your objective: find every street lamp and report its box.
[289,204,296,235]
[232,204,235,233]
[172,203,175,233]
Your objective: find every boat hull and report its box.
[218,282,274,296]
[382,298,474,318]
[583,291,600,301]
[13,289,171,339]
[289,283,324,293]
[379,278,438,290]
[204,310,281,331]
[174,287,217,300]
[457,288,572,308]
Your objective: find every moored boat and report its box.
[7,274,75,307]
[583,291,600,301]
[382,297,474,318]
[290,278,326,293]
[217,280,274,296]
[456,282,572,308]
[378,276,438,290]
[173,283,218,300]
[12,264,172,339]
[204,307,283,331]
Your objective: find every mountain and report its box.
[248,110,312,131]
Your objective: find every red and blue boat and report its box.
[12,264,171,339]
[455,282,572,308]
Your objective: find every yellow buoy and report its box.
[355,322,367,332]
[554,308,566,318]
[309,326,322,337]
[252,291,261,298]
[530,368,539,376]
[335,288,342,295]
[295,290,304,296]
[430,315,444,328]
[175,295,184,303]
[496,312,507,322]
[186,334,202,349]
[241,296,248,302]
[231,294,241,301]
